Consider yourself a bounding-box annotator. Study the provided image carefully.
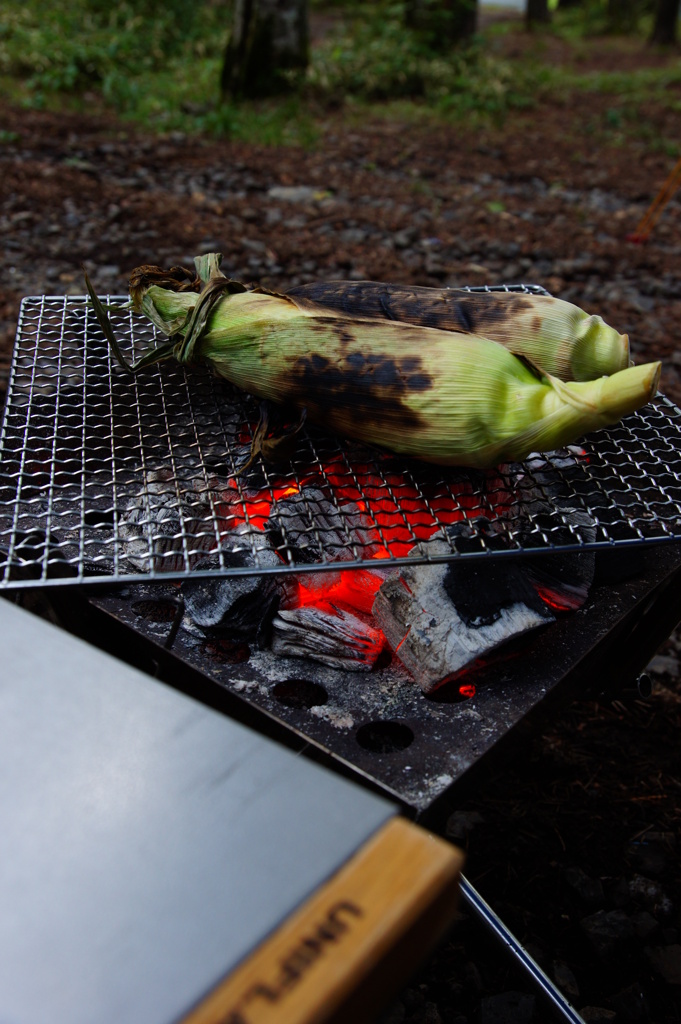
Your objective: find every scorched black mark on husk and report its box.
[288,280,535,337]
[283,327,434,434]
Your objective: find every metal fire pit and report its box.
[5,294,680,821]
[2,292,681,589]
[47,540,681,824]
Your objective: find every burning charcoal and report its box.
[279,565,391,616]
[266,486,376,564]
[442,521,549,627]
[510,509,597,611]
[372,535,553,693]
[455,501,598,613]
[271,604,385,672]
[500,450,599,599]
[182,544,281,641]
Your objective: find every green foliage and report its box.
[306,1,528,121]
[0,0,225,101]
[551,0,655,37]
[0,0,677,145]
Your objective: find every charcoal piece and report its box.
[443,521,547,628]
[515,509,597,611]
[271,604,385,672]
[448,506,597,614]
[2,528,77,583]
[277,569,344,609]
[182,547,281,640]
[119,469,215,573]
[372,536,553,693]
[266,487,375,564]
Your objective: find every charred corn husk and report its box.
[87,254,660,470]
[287,280,630,382]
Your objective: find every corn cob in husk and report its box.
[287,280,630,382]
[86,254,660,470]
[124,262,630,383]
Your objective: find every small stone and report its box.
[564,866,605,907]
[339,227,369,244]
[609,877,631,908]
[629,874,673,919]
[626,840,668,877]
[552,960,580,999]
[605,983,649,1022]
[267,185,321,203]
[95,263,120,279]
[376,998,406,1024]
[445,809,484,841]
[394,227,418,248]
[644,944,681,984]
[580,1008,616,1023]
[631,910,659,941]
[401,987,425,1012]
[480,991,535,1024]
[646,653,679,676]
[462,960,483,995]
[580,909,634,958]
[415,1001,443,1024]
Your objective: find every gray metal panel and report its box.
[0,600,394,1024]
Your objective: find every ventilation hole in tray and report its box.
[272,679,328,710]
[132,599,179,623]
[201,639,251,664]
[356,721,414,754]
[84,509,116,528]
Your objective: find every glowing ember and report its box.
[203,446,593,691]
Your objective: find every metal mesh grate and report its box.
[1,292,681,589]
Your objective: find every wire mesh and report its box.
[1,292,681,589]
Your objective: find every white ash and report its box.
[308,705,354,730]
[373,534,554,693]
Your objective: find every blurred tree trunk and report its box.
[557,0,582,6]
[221,0,309,100]
[404,0,478,48]
[650,0,680,43]
[526,0,551,25]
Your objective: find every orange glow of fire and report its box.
[212,448,587,688]
[296,568,385,616]
[216,480,302,533]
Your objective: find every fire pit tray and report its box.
[2,292,681,589]
[72,541,681,822]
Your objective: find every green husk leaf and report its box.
[84,268,178,372]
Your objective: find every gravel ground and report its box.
[2,32,681,1020]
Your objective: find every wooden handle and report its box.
[182,817,464,1024]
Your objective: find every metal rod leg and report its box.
[459,875,587,1024]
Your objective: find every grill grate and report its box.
[1,292,681,589]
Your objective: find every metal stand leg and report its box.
[459,876,587,1024]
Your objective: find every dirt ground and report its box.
[1,24,681,1023]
